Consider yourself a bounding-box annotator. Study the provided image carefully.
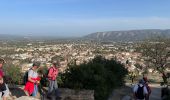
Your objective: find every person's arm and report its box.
[148,85,151,93]
[28,70,36,83]
[56,68,59,76]
[144,86,148,94]
[144,86,148,99]
[28,77,36,83]
[0,78,3,84]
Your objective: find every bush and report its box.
[38,66,48,86]
[61,56,128,100]
[3,64,23,85]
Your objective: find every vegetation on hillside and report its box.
[138,37,170,100]
[138,37,170,86]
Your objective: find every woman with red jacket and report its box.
[24,62,40,97]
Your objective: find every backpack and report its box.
[47,67,59,81]
[135,85,145,99]
[46,67,55,79]
[23,70,29,85]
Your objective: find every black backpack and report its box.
[23,70,29,85]
[136,85,145,99]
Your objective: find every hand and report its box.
[0,78,3,84]
[36,81,40,84]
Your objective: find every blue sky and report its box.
[0,0,170,37]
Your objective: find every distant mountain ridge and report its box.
[1,29,170,42]
[83,29,170,41]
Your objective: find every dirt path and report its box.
[149,84,161,100]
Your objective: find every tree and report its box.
[138,37,170,85]
[61,56,128,100]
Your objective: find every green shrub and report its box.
[61,56,128,100]
[3,64,22,85]
[38,66,48,86]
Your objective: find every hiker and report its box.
[47,60,60,99]
[144,81,151,100]
[133,79,148,100]
[24,62,41,97]
[0,58,9,100]
[142,76,151,100]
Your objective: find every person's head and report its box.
[32,62,40,70]
[143,77,148,83]
[139,79,144,84]
[0,58,5,68]
[52,60,60,67]
[37,70,43,77]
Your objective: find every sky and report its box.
[0,0,170,37]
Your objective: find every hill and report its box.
[83,29,170,42]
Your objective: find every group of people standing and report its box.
[24,60,60,99]
[0,58,60,100]
[0,57,155,100]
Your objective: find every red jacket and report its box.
[24,77,40,95]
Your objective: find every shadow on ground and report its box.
[10,87,27,98]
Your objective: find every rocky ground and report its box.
[8,86,94,100]
[6,83,162,100]
[109,83,162,100]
